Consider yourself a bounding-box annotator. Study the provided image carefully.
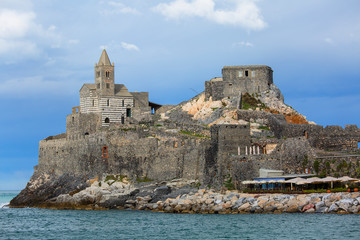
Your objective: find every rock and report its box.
[286,204,299,213]
[154,186,172,196]
[302,204,315,212]
[238,202,251,212]
[328,203,339,213]
[305,208,315,213]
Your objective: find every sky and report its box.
[0,0,359,190]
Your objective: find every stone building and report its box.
[205,65,273,101]
[66,49,152,138]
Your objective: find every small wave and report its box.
[0,202,9,208]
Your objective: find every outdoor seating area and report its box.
[242,176,360,193]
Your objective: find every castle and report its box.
[35,50,360,190]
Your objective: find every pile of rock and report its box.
[134,189,360,214]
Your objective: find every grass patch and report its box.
[120,128,136,132]
[258,125,270,131]
[136,176,153,183]
[241,93,268,110]
[180,130,210,139]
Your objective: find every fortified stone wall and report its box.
[38,127,209,182]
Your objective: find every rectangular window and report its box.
[252,71,255,77]
[238,71,243,77]
[106,83,110,89]
[102,146,108,158]
[245,71,249,77]
[97,83,100,89]
[96,71,100,77]
[122,100,124,107]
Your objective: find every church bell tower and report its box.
[95,49,115,96]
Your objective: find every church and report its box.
[66,49,155,138]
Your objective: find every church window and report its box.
[97,83,100,89]
[122,100,124,107]
[106,83,110,89]
[121,116,125,124]
[107,99,110,106]
[252,71,255,77]
[238,71,243,77]
[126,108,131,117]
[92,99,95,106]
[245,71,249,77]
[96,71,100,77]
[105,117,110,123]
[102,146,108,158]
[106,71,110,78]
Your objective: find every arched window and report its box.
[105,117,110,123]
[106,71,110,78]
[122,100,124,107]
[107,99,110,106]
[102,146,108,158]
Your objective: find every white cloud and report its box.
[233,41,254,47]
[121,42,140,51]
[0,8,61,61]
[100,1,140,16]
[153,0,266,30]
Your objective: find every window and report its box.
[102,146,108,158]
[133,99,135,107]
[239,71,243,77]
[105,117,110,123]
[121,116,125,124]
[97,83,100,89]
[107,99,110,106]
[106,83,110,89]
[96,71,100,77]
[105,71,110,78]
[126,108,131,117]
[122,100,124,107]
[252,71,255,77]
[92,99,95,107]
[245,71,249,77]
[72,117,74,122]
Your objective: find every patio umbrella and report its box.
[338,176,359,183]
[285,177,306,184]
[305,177,322,184]
[321,176,340,188]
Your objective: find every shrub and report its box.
[314,160,320,174]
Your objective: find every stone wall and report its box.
[38,126,209,182]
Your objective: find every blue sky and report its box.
[0,0,359,190]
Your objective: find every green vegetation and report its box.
[120,127,136,132]
[136,176,153,183]
[224,175,235,190]
[211,107,218,111]
[222,102,227,107]
[258,126,270,131]
[180,130,210,139]
[313,160,320,174]
[240,93,268,110]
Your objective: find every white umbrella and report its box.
[338,176,359,182]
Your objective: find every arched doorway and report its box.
[105,118,110,123]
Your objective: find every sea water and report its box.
[1,191,360,240]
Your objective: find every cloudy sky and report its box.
[1,0,359,189]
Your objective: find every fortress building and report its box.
[66,50,152,138]
[205,65,273,101]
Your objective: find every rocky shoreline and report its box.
[15,177,360,214]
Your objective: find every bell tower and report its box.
[95,49,115,96]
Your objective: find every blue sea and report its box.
[1,191,360,239]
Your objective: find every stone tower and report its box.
[95,49,115,96]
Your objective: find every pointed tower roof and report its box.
[98,49,111,65]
